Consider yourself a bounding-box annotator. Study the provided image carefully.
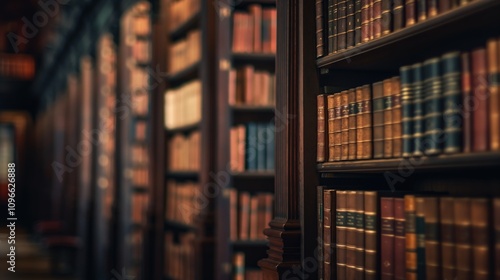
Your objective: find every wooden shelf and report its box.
[231,105,274,113]
[231,105,275,123]
[317,0,500,72]
[231,52,275,69]
[169,11,200,41]
[232,171,274,179]
[166,61,199,86]
[165,122,200,135]
[165,171,199,180]
[164,219,197,232]
[231,240,268,247]
[317,152,500,174]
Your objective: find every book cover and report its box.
[347,0,356,47]
[412,63,425,156]
[245,123,258,170]
[471,48,489,152]
[424,197,441,280]
[454,198,472,280]
[364,191,378,280]
[324,189,337,279]
[358,85,373,159]
[393,0,404,31]
[331,0,339,53]
[355,191,365,279]
[372,0,382,38]
[239,192,251,240]
[373,81,385,158]
[355,0,362,45]
[316,0,324,57]
[487,38,500,150]
[341,91,350,160]
[381,0,392,35]
[266,123,275,171]
[423,57,442,156]
[337,190,348,279]
[338,0,348,50]
[461,53,472,153]
[318,186,325,280]
[381,196,395,280]
[256,123,267,171]
[405,195,418,279]
[334,94,343,161]
[361,0,370,43]
[405,0,416,26]
[346,191,357,279]
[392,77,403,157]
[442,51,463,154]
[383,78,394,158]
[416,197,426,280]
[440,197,456,280]
[471,198,490,280]
[348,89,358,160]
[328,94,336,161]
[394,197,406,280]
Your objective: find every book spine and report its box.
[348,89,358,160]
[416,197,426,280]
[373,81,385,158]
[329,0,337,54]
[381,197,395,280]
[318,94,327,162]
[355,191,365,279]
[439,197,456,280]
[364,191,378,280]
[346,191,357,280]
[334,94,343,161]
[361,0,370,43]
[405,195,418,279]
[401,66,414,157]
[318,189,324,280]
[250,196,259,239]
[383,78,394,158]
[471,198,490,280]
[427,0,438,17]
[362,85,373,159]
[393,0,404,31]
[266,123,275,170]
[494,198,500,280]
[381,0,392,35]
[439,0,451,13]
[337,191,348,279]
[423,57,443,156]
[454,198,472,280]
[355,0,362,45]
[417,0,426,21]
[328,95,336,161]
[341,91,350,160]
[488,38,500,150]
[471,48,489,152]
[323,188,331,280]
[405,0,416,26]
[256,124,267,171]
[356,87,365,159]
[442,51,463,154]
[372,0,382,39]
[234,252,245,280]
[346,0,355,48]
[461,53,472,153]
[230,189,238,241]
[338,0,348,50]
[424,197,441,280]
[246,123,258,170]
[394,198,406,280]
[392,76,403,158]
[316,0,325,57]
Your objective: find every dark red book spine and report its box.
[462,53,472,153]
[471,48,489,152]
[394,198,406,280]
[381,197,395,280]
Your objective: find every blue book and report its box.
[266,123,275,171]
[256,123,267,171]
[245,123,258,171]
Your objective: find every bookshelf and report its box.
[259,0,500,279]
[150,0,217,279]
[215,0,277,279]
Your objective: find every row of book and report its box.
[318,188,500,280]
[132,167,149,187]
[164,232,196,280]
[131,192,149,224]
[230,123,275,172]
[132,144,149,165]
[317,38,500,162]
[232,6,277,53]
[169,29,201,74]
[0,53,35,80]
[233,252,263,280]
[315,0,479,57]
[228,66,276,106]
[164,80,202,130]
[168,0,200,32]
[228,189,273,241]
[165,181,200,225]
[167,132,201,172]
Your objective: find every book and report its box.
[347,0,356,48]
[168,29,200,73]
[324,189,336,279]
[393,0,404,31]
[164,80,202,130]
[424,197,441,279]
[404,195,418,280]
[354,0,362,45]
[372,0,382,38]
[316,0,325,57]
[360,85,373,159]
[364,191,378,280]
[412,63,425,156]
[328,94,336,161]
[239,192,251,240]
[330,0,339,53]
[318,187,325,280]
[341,91,350,160]
[462,52,473,153]
[471,198,490,280]
[416,197,426,280]
[383,78,394,158]
[318,94,327,162]
[392,77,403,158]
[381,0,392,35]
[381,196,395,280]
[234,252,245,280]
[471,48,489,152]
[246,123,258,171]
[348,89,357,160]
[373,81,385,159]
[361,0,370,43]
[454,198,472,280]
[233,7,277,53]
[346,191,357,279]
[355,191,365,279]
[394,198,406,280]
[338,0,348,50]
[440,197,456,280]
[337,190,348,279]
[488,38,500,150]
[423,57,442,156]
[405,0,416,26]
[494,198,500,280]
[442,51,462,154]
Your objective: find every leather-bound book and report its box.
[317,187,324,280]
[355,191,365,279]
[239,192,251,240]
[341,91,350,160]
[494,198,500,280]
[394,198,406,280]
[318,94,327,162]
[372,0,382,39]
[441,51,462,154]
[250,5,262,53]
[337,191,348,279]
[461,53,472,153]
[471,198,490,280]
[417,0,426,21]
[381,0,392,35]
[439,0,452,13]
[369,0,374,40]
[401,66,414,157]
[404,195,418,280]
[327,94,336,161]
[412,63,425,156]
[383,78,394,158]
[359,85,373,159]
[361,0,370,42]
[348,89,358,160]
[427,0,438,17]
[338,0,348,50]
[347,0,355,47]
[334,94,343,161]
[393,0,404,31]
[415,197,426,280]
[424,197,441,280]
[324,189,335,280]
[487,38,500,151]
[355,0,362,45]
[440,197,456,280]
[250,196,259,239]
[230,189,238,241]
[381,196,395,280]
[454,198,472,280]
[405,0,416,26]
[392,77,403,157]
[331,0,339,53]
[346,191,357,279]
[423,58,442,156]
[356,87,365,159]
[471,48,489,152]
[364,191,379,280]
[328,0,335,53]
[373,81,385,158]
[316,0,325,57]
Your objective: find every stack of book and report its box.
[228,189,274,241]
[169,29,201,73]
[0,53,35,80]
[228,66,276,106]
[165,180,200,225]
[233,252,263,280]
[167,132,201,171]
[230,123,275,172]
[168,0,200,31]
[164,232,196,280]
[232,5,277,53]
[318,187,500,280]
[164,80,202,129]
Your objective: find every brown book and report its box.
[324,189,337,279]
[270,8,277,53]
[334,94,343,161]
[361,0,370,42]
[439,0,452,13]
[381,0,392,35]
[257,193,266,240]
[471,48,489,152]
[355,191,365,279]
[424,197,441,280]
[250,196,259,240]
[356,87,365,159]
[318,187,324,279]
[440,197,456,280]
[364,191,378,280]
[417,0,426,21]
[471,198,490,280]
[361,85,373,159]
[318,94,328,162]
[372,0,382,39]
[348,89,357,160]
[494,198,500,280]
[244,66,255,105]
[383,78,394,158]
[392,77,403,157]
[381,196,395,280]
[393,0,404,31]
[346,191,357,280]
[337,190,348,279]
[405,0,416,26]
[369,0,374,40]
[316,0,325,57]
[427,0,438,17]
[264,194,273,231]
[394,198,406,280]
[454,198,472,280]
[404,195,417,280]
[462,53,473,153]
[328,94,335,161]
[250,5,262,53]
[338,0,348,50]
[488,38,500,150]
[341,91,350,160]
[239,192,251,240]
[373,81,385,158]
[230,189,238,241]
[234,252,245,280]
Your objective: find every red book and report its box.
[394,198,406,280]
[462,53,472,153]
[381,197,395,280]
[471,48,489,152]
[249,5,262,53]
